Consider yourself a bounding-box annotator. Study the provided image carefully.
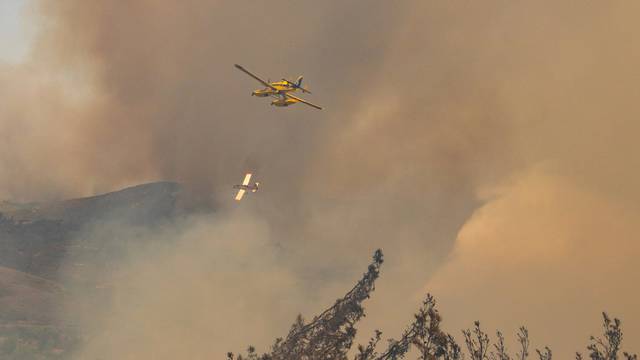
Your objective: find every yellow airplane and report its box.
[234,64,323,110]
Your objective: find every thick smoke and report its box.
[427,168,640,357]
[61,212,322,359]
[1,0,639,358]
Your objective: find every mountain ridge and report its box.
[0,181,192,281]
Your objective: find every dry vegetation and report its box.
[228,250,637,360]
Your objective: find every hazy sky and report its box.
[1,1,639,359]
[0,0,31,63]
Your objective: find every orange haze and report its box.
[0,1,639,358]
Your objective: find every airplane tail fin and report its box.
[296,76,312,93]
[252,182,260,192]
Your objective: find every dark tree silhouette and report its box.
[228,249,384,360]
[515,327,530,360]
[228,250,636,360]
[576,312,637,360]
[464,321,490,360]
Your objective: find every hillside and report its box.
[0,182,183,280]
[0,182,196,357]
[0,181,181,225]
[0,266,64,324]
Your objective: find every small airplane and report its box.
[233,173,260,201]
[234,64,322,110]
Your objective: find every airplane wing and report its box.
[285,93,323,110]
[234,64,278,90]
[242,173,252,186]
[235,189,246,201]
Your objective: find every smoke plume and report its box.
[1,0,639,358]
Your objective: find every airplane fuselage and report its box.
[252,83,300,106]
[233,183,259,192]
[252,82,297,97]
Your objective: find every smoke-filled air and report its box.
[0,1,639,359]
